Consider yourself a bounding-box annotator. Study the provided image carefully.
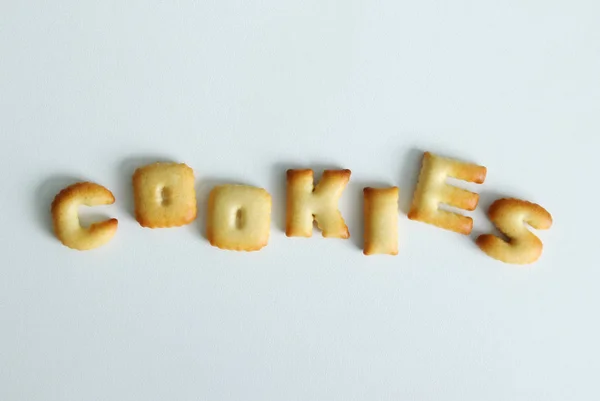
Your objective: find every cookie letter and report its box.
[286,169,351,238]
[133,162,197,228]
[363,187,399,255]
[408,152,486,234]
[51,182,118,250]
[476,198,552,264]
[207,185,272,251]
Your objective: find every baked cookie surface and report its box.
[408,152,486,234]
[207,184,272,251]
[286,169,351,238]
[363,187,399,255]
[476,198,552,264]
[51,181,118,250]
[133,162,197,228]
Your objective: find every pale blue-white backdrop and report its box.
[1,1,598,400]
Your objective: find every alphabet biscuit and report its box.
[408,152,486,234]
[51,182,118,250]
[476,198,552,264]
[286,169,351,238]
[133,162,197,228]
[207,184,272,251]
[363,187,399,255]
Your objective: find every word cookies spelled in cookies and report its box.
[48,151,553,265]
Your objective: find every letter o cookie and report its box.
[207,184,272,251]
[133,162,197,228]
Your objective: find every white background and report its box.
[1,1,599,400]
